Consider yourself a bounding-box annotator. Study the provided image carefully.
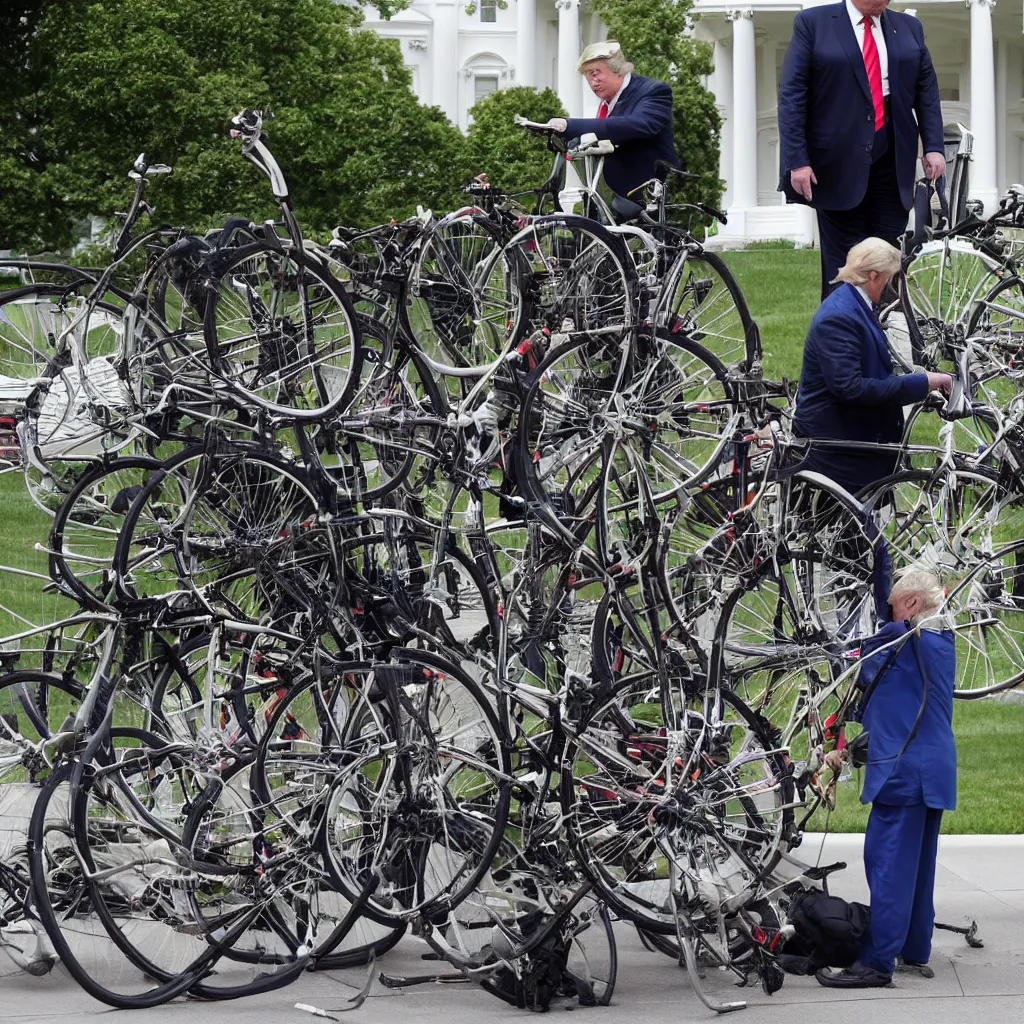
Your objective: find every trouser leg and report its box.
[901,807,944,963]
[864,148,911,250]
[859,801,928,975]
[815,207,866,302]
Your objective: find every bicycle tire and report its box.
[48,455,162,612]
[561,682,786,934]
[254,648,512,924]
[657,247,761,369]
[28,762,219,1008]
[203,242,362,419]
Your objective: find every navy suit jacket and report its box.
[564,75,680,199]
[793,283,929,492]
[855,621,957,810]
[777,4,944,210]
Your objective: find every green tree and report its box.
[465,87,567,198]
[0,0,471,249]
[591,0,723,226]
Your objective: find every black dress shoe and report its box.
[895,957,935,978]
[815,963,893,988]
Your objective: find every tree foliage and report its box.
[465,87,567,198]
[590,0,723,224]
[0,0,472,249]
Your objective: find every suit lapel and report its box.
[842,285,889,366]
[859,295,890,367]
[832,7,872,104]
[609,76,639,118]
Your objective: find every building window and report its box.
[480,0,497,23]
[938,73,959,102]
[474,75,499,104]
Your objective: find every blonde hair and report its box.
[580,53,634,77]
[831,237,901,286]
[890,567,946,624]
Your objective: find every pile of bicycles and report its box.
[0,111,1019,1012]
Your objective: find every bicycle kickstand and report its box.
[935,919,984,948]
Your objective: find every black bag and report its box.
[481,912,572,1012]
[779,890,871,976]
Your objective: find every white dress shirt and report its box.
[853,283,876,313]
[602,72,632,115]
[846,0,889,98]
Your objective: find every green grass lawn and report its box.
[0,469,73,634]
[723,247,1024,834]
[722,248,820,381]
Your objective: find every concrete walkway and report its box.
[5,834,1023,1024]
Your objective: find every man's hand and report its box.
[923,152,946,181]
[824,749,846,773]
[790,165,817,202]
[926,371,954,395]
[546,117,568,133]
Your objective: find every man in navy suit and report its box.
[778,1,945,298]
[819,568,957,987]
[545,41,679,216]
[793,238,951,495]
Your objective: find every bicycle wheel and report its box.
[966,274,1024,355]
[143,628,282,745]
[180,755,398,990]
[408,211,517,369]
[900,237,1006,365]
[0,671,83,783]
[561,683,786,934]
[29,762,222,1008]
[113,447,336,619]
[0,285,121,379]
[858,467,1024,579]
[657,247,760,369]
[48,455,162,612]
[203,243,362,418]
[335,518,498,657]
[331,331,445,501]
[518,332,734,538]
[497,214,639,338]
[708,476,876,686]
[257,650,511,924]
[65,743,316,1002]
[943,538,1024,696]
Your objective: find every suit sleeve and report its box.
[563,82,673,144]
[815,313,930,406]
[778,14,813,172]
[912,20,944,155]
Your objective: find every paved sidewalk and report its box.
[6,834,1023,1024]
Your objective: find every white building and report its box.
[361,1,609,128]
[362,1,1021,245]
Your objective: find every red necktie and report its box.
[861,16,885,130]
[597,101,608,119]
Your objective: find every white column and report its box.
[432,1,459,123]
[996,37,1008,195]
[517,0,537,88]
[713,36,734,211]
[556,0,582,118]
[969,0,998,215]
[728,9,758,212]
